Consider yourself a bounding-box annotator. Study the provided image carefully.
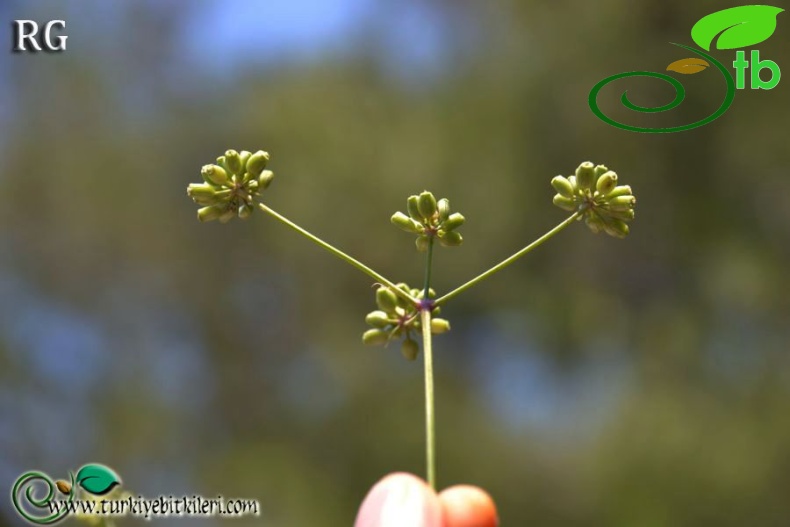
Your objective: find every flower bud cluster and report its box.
[391,191,465,251]
[187,149,274,223]
[551,162,636,238]
[362,283,451,360]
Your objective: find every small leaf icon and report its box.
[666,57,710,74]
[691,5,784,51]
[75,464,121,495]
[55,480,72,495]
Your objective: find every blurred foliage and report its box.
[1,0,790,525]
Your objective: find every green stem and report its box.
[434,212,580,306]
[423,237,434,297]
[421,235,437,489]
[258,203,417,305]
[421,307,436,490]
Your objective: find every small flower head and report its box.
[362,283,449,360]
[551,162,636,238]
[187,149,273,223]
[392,192,465,251]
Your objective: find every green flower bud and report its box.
[551,176,575,199]
[363,329,389,346]
[437,198,451,222]
[225,150,243,175]
[442,213,465,232]
[187,182,216,195]
[417,191,437,220]
[201,164,231,187]
[246,150,270,177]
[216,155,229,172]
[396,283,412,295]
[375,287,399,313]
[197,205,226,222]
[238,204,253,219]
[391,212,423,234]
[238,151,252,180]
[365,310,391,329]
[218,208,236,223]
[188,183,219,204]
[401,339,419,361]
[602,217,630,238]
[607,185,632,198]
[190,195,221,207]
[415,235,430,252]
[259,170,275,190]
[192,187,231,206]
[595,171,618,195]
[608,195,636,210]
[439,231,463,247]
[407,195,421,220]
[585,213,605,234]
[593,164,609,180]
[607,208,635,221]
[607,205,635,213]
[396,298,411,310]
[417,288,437,299]
[575,162,596,190]
[430,318,451,334]
[553,194,576,212]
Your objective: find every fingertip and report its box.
[355,473,443,527]
[439,485,499,527]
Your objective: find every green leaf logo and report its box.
[75,464,121,495]
[691,5,784,51]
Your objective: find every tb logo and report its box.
[12,20,68,52]
[589,5,784,133]
[733,50,780,90]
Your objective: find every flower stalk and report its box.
[256,203,417,305]
[434,212,580,306]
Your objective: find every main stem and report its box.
[423,237,434,296]
[421,308,436,490]
[422,238,436,490]
[434,212,579,306]
[258,203,417,304]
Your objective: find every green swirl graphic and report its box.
[11,471,73,525]
[589,43,736,133]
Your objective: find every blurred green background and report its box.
[2,1,790,525]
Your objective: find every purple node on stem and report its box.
[418,298,435,312]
